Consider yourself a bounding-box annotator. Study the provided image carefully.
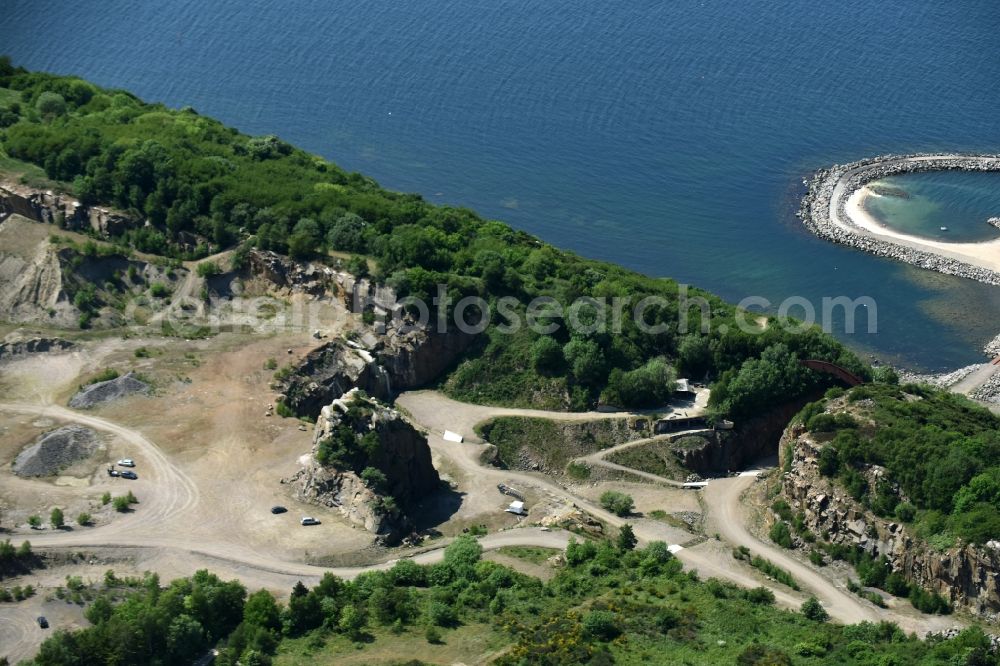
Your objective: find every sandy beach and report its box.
[843,185,1000,273]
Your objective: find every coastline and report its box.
[798,153,1000,286]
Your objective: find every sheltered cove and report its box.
[799,153,1000,285]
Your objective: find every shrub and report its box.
[425,625,443,644]
[599,491,634,517]
[101,492,111,505]
[149,282,170,298]
[582,610,620,641]
[27,515,41,529]
[50,507,64,529]
[769,522,792,549]
[801,596,829,622]
[77,513,92,526]
[112,496,130,512]
[196,260,221,277]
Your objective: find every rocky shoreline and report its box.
[798,153,1000,286]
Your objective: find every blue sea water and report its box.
[3,0,1000,370]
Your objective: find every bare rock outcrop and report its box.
[286,389,439,544]
[0,182,141,238]
[780,424,1000,620]
[0,337,75,360]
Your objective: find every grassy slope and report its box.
[478,416,645,471]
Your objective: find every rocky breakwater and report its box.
[780,423,1000,620]
[0,181,141,238]
[285,388,440,545]
[799,153,1000,285]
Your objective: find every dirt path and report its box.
[570,430,713,486]
[0,402,199,533]
[951,361,1000,396]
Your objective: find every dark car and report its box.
[120,471,138,480]
[270,506,287,514]
[37,616,48,628]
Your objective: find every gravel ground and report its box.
[68,372,151,409]
[13,424,99,476]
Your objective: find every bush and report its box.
[50,507,64,529]
[582,610,620,641]
[599,491,634,517]
[196,260,221,278]
[77,513,92,526]
[149,282,171,298]
[101,492,111,505]
[112,496,131,512]
[769,522,792,549]
[425,625,443,644]
[801,596,829,622]
[27,515,41,529]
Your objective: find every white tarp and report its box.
[443,430,463,443]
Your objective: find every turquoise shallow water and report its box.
[2,0,1000,371]
[865,172,1000,243]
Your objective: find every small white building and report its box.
[505,500,527,515]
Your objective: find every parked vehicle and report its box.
[37,616,48,628]
[117,459,135,467]
[270,506,287,514]
[120,471,138,480]
[107,466,120,477]
[300,517,320,526]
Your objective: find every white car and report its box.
[117,459,136,467]
[300,517,320,526]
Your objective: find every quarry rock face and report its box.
[780,424,1000,620]
[287,389,440,545]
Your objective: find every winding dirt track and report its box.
[1,388,956,662]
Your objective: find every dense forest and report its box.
[24,536,996,666]
[800,384,1000,547]
[0,58,867,413]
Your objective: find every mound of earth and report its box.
[13,425,99,477]
[69,371,151,409]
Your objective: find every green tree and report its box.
[27,515,41,529]
[346,255,369,278]
[35,91,66,117]
[287,218,322,259]
[769,521,793,549]
[599,491,634,517]
[582,610,620,641]
[563,338,606,386]
[530,336,564,374]
[338,603,365,639]
[49,507,64,529]
[244,589,282,631]
[801,596,829,622]
[617,524,637,551]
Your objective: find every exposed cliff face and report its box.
[286,389,440,545]
[781,424,1000,620]
[248,249,475,417]
[671,396,817,476]
[281,340,392,418]
[0,181,141,238]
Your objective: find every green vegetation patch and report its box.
[477,416,642,472]
[0,60,867,412]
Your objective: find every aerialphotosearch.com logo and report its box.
[138,282,878,339]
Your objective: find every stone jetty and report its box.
[798,153,1000,286]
